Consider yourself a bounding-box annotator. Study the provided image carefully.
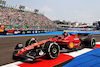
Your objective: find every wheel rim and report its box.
[92,39,95,47]
[52,47,57,54]
[49,43,60,58]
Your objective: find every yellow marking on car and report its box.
[34,43,38,45]
[69,42,74,48]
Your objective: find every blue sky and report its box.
[4,0,100,23]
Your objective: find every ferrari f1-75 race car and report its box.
[13,32,95,61]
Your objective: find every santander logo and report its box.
[74,38,79,40]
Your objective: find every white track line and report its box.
[64,48,92,57]
[96,42,100,45]
[1,61,22,67]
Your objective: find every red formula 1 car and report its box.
[13,32,95,61]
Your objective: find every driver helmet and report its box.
[63,32,68,37]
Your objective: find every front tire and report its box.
[44,41,60,59]
[25,38,37,47]
[12,51,18,60]
[12,51,25,60]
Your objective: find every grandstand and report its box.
[0,6,59,31]
[53,20,71,30]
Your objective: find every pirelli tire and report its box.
[13,51,25,60]
[13,43,24,60]
[25,38,37,47]
[12,51,19,60]
[85,37,95,48]
[90,38,95,48]
[44,41,60,59]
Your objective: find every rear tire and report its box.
[90,38,95,48]
[25,38,37,47]
[44,41,60,59]
[84,37,95,48]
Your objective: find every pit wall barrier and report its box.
[64,30,100,34]
[0,30,100,36]
[0,30,53,35]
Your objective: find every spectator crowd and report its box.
[0,6,58,31]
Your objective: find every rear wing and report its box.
[64,31,91,36]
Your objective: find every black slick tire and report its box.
[44,41,60,59]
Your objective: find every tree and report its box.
[19,5,25,10]
[34,9,39,14]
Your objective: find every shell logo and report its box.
[69,42,74,48]
[33,43,38,46]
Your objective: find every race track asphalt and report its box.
[0,35,100,66]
